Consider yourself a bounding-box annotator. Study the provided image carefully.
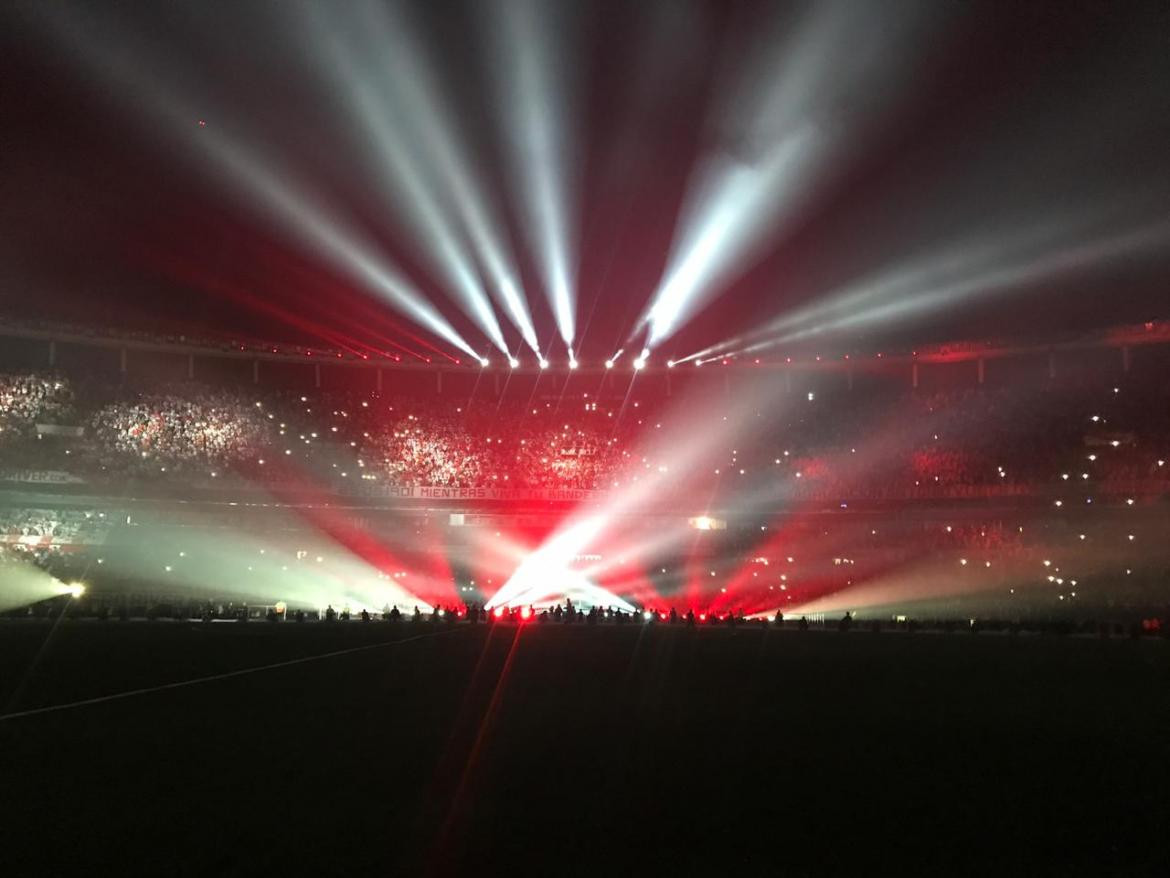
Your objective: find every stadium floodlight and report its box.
[486,0,581,350]
[605,360,614,369]
[538,357,550,370]
[633,357,647,371]
[568,354,579,370]
[508,356,520,369]
[480,357,490,368]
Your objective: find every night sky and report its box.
[2,0,1169,360]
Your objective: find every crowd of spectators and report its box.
[0,507,107,542]
[88,390,274,477]
[0,372,75,438]
[0,370,1167,501]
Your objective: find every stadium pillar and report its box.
[48,340,56,367]
[1121,346,1131,373]
[977,357,985,385]
[253,359,260,384]
[188,354,195,380]
[911,362,919,389]
[376,368,383,392]
[314,363,321,389]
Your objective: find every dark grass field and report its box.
[2,621,1168,876]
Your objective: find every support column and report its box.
[252,359,260,384]
[376,367,383,392]
[977,357,985,385]
[911,362,919,389]
[1121,346,1131,373]
[48,340,57,367]
[314,363,321,389]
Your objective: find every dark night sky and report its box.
[1,0,1168,359]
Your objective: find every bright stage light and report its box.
[325,0,542,355]
[539,357,550,370]
[633,357,646,371]
[605,360,614,369]
[568,355,579,370]
[713,214,1170,359]
[666,360,675,368]
[34,7,481,360]
[635,2,938,350]
[508,356,520,368]
[304,9,510,356]
[487,0,581,350]
[480,357,490,367]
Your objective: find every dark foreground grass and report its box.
[1,621,1168,876]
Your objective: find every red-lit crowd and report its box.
[1,370,1169,499]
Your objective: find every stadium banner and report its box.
[376,485,599,503]
[35,424,86,437]
[0,469,87,485]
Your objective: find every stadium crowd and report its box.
[0,369,1167,502]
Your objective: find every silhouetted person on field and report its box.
[838,611,852,632]
[360,609,370,623]
[325,604,336,623]
[412,606,422,624]
[388,606,401,623]
[798,616,809,631]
